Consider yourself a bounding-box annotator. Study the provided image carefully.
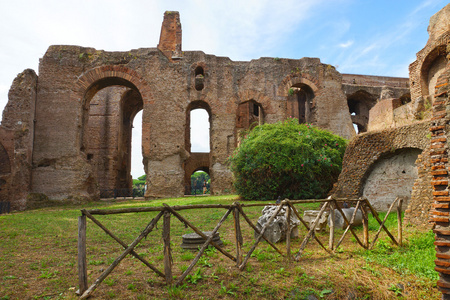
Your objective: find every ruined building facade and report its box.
[333,4,450,226]
[0,10,421,211]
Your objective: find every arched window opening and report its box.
[194,66,205,91]
[184,101,212,195]
[190,108,210,152]
[131,110,145,183]
[287,84,314,123]
[195,66,204,77]
[236,100,264,131]
[346,91,376,134]
[190,170,210,195]
[421,47,447,100]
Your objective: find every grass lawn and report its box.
[0,195,440,299]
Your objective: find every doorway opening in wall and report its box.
[131,110,145,197]
[190,170,210,195]
[83,83,143,199]
[190,108,210,152]
[184,103,212,195]
[287,84,314,124]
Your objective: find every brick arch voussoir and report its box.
[278,74,319,97]
[415,33,450,96]
[70,65,153,105]
[235,89,274,114]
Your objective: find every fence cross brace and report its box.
[294,201,330,261]
[369,197,400,249]
[80,211,164,299]
[81,209,165,278]
[238,201,286,270]
[163,204,236,262]
[175,208,233,286]
[334,200,362,250]
[286,202,331,257]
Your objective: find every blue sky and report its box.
[0,0,447,177]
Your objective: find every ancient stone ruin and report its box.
[0,10,414,211]
[1,3,450,297]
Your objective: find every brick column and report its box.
[430,53,450,298]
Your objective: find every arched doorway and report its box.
[190,169,210,195]
[82,79,143,198]
[287,84,314,123]
[235,100,264,146]
[184,101,211,195]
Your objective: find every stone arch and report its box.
[346,90,377,133]
[70,65,152,195]
[236,90,274,109]
[71,65,153,152]
[184,155,210,195]
[279,76,318,123]
[332,122,430,205]
[279,74,319,97]
[420,45,448,99]
[233,90,272,146]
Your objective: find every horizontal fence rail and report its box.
[77,197,403,299]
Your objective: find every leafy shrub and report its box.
[228,118,347,200]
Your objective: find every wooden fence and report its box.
[77,197,403,299]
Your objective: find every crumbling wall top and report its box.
[428,3,450,41]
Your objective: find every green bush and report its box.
[228,118,347,200]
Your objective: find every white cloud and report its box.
[338,40,354,48]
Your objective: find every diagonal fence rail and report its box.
[77,197,403,299]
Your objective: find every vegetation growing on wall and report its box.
[228,118,347,200]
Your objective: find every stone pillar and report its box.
[158,11,182,60]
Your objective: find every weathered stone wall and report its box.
[0,69,37,210]
[332,121,431,212]
[362,148,422,211]
[27,39,360,201]
[409,4,450,114]
[404,145,433,226]
[342,74,410,88]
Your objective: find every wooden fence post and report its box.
[163,210,173,284]
[78,214,88,295]
[286,202,292,261]
[397,198,403,247]
[361,201,369,249]
[329,201,334,250]
[294,202,329,260]
[233,205,243,267]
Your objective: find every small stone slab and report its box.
[181,231,223,250]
